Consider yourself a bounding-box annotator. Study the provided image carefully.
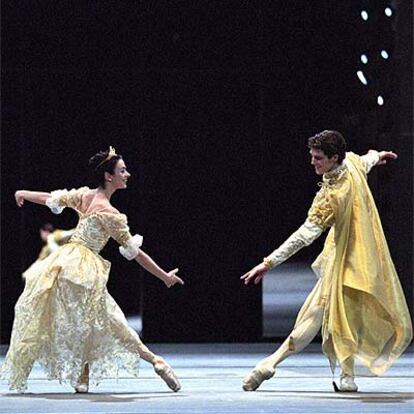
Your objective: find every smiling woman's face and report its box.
[106,159,131,189]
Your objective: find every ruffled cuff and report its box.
[119,234,143,260]
[45,189,67,214]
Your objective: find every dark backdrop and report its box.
[1,1,412,342]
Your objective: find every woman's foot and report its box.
[242,365,275,391]
[74,363,89,393]
[153,358,181,392]
[74,382,89,393]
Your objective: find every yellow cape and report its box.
[313,153,412,375]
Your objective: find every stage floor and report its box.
[1,343,413,413]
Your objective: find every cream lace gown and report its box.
[0,187,144,391]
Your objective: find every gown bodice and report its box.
[44,187,143,260]
[70,213,122,254]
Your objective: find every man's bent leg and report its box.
[243,305,324,391]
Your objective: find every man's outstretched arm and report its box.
[361,150,397,174]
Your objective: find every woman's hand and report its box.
[164,268,184,288]
[377,151,398,165]
[240,262,269,285]
[15,190,26,207]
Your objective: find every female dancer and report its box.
[0,147,184,393]
[241,131,412,392]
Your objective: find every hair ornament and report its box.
[97,146,118,168]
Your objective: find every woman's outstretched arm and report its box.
[15,190,51,207]
[135,249,184,288]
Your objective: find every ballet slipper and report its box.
[338,374,358,392]
[153,358,181,392]
[74,382,89,393]
[242,365,275,391]
[74,364,89,393]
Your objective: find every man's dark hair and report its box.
[307,130,347,163]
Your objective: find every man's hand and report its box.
[240,262,269,285]
[377,151,398,165]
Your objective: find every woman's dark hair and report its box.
[307,130,347,163]
[88,149,123,188]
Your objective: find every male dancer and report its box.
[242,130,412,392]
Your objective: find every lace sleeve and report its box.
[101,214,143,261]
[360,150,380,174]
[45,187,89,214]
[263,188,335,270]
[263,220,323,269]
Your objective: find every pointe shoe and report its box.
[74,382,89,393]
[242,366,275,391]
[333,375,358,392]
[154,359,181,392]
[74,365,89,393]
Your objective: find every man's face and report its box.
[310,148,339,175]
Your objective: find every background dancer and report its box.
[36,223,75,261]
[22,223,75,281]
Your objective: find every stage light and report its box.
[377,96,384,106]
[380,50,389,59]
[361,10,369,21]
[385,7,392,17]
[357,71,368,85]
[360,54,368,64]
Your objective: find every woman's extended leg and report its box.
[109,302,181,392]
